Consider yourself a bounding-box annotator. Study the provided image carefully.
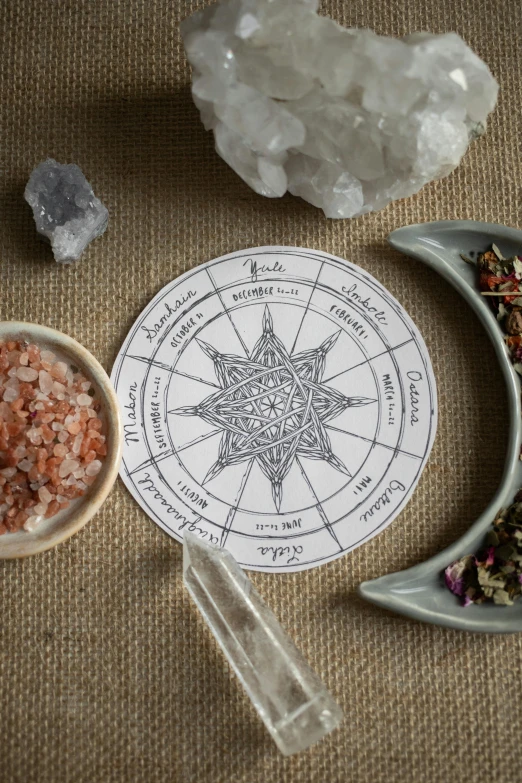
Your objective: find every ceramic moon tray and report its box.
[111,247,437,572]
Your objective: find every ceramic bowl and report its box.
[0,322,122,558]
[358,220,522,633]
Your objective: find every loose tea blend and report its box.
[464,244,522,372]
[445,491,522,606]
[445,243,522,606]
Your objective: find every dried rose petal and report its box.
[444,556,474,597]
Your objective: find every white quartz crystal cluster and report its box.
[181,0,498,218]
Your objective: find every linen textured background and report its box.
[1,1,521,781]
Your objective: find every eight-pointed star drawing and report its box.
[172,307,375,510]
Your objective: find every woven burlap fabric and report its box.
[1,1,521,781]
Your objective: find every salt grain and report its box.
[38,486,53,504]
[16,367,38,382]
[3,388,18,403]
[59,459,80,478]
[53,444,68,458]
[23,515,43,531]
[39,370,53,395]
[51,361,68,380]
[85,460,102,477]
[72,433,83,454]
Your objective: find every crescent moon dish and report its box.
[358,220,522,634]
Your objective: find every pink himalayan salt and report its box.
[72,433,84,455]
[51,362,68,380]
[38,486,53,504]
[0,338,107,534]
[85,460,102,477]
[16,367,38,382]
[23,515,43,531]
[39,370,53,395]
[3,388,18,403]
[52,382,66,396]
[53,443,68,458]
[59,459,80,478]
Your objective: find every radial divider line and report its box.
[325,424,423,460]
[290,260,325,356]
[128,355,220,388]
[174,428,223,453]
[127,431,223,477]
[323,338,415,384]
[220,459,255,548]
[127,449,175,477]
[206,269,251,357]
[295,457,343,551]
[171,369,221,388]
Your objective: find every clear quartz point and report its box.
[183,531,343,755]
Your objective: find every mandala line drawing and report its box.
[172,306,375,510]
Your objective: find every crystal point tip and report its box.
[182,531,343,755]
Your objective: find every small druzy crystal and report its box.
[181,0,499,219]
[183,531,343,755]
[24,159,108,263]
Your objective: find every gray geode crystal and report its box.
[181,0,499,219]
[25,159,109,263]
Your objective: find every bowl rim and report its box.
[0,321,123,558]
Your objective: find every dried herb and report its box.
[445,490,522,606]
[443,243,522,607]
[474,244,522,375]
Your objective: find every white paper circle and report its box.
[111,247,437,572]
